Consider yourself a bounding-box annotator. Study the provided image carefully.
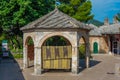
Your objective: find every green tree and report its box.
[45,36,68,46]
[0,0,55,49]
[59,0,94,22]
[0,0,94,49]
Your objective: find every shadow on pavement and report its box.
[79,59,101,73]
[0,51,25,80]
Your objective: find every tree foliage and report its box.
[45,36,68,46]
[0,0,94,49]
[59,0,94,22]
[0,0,55,49]
[0,0,54,30]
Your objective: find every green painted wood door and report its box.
[93,42,98,54]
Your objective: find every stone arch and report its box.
[25,36,34,46]
[79,35,87,43]
[24,35,35,46]
[42,36,71,46]
[38,33,74,47]
[78,36,89,69]
[79,36,86,44]
[24,36,35,69]
[79,36,86,58]
[39,33,73,71]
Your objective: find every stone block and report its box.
[115,63,120,76]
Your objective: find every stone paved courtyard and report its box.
[0,54,120,80]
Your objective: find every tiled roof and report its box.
[20,8,91,31]
[89,24,102,36]
[101,23,120,34]
[89,23,120,36]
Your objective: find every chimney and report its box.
[113,15,118,24]
[104,18,109,25]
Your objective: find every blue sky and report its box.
[91,0,120,23]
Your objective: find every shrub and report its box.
[79,44,85,59]
[9,49,23,59]
[12,53,23,59]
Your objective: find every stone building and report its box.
[89,16,120,55]
[20,8,91,75]
[89,24,109,54]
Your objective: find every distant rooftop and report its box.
[89,17,120,36]
[89,24,102,36]
[101,23,120,34]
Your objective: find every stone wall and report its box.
[89,36,109,53]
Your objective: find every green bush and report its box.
[11,48,23,53]
[9,49,23,59]
[79,44,85,59]
[12,53,23,59]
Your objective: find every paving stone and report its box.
[0,55,120,80]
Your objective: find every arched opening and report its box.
[93,42,98,54]
[79,37,86,70]
[79,37,86,59]
[41,36,72,72]
[25,36,34,71]
[42,36,71,46]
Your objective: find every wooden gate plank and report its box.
[42,46,72,69]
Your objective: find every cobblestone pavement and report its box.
[0,54,120,80]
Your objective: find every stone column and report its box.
[86,42,90,68]
[23,46,28,69]
[34,47,42,75]
[108,36,112,55]
[72,46,79,74]
[86,56,89,68]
